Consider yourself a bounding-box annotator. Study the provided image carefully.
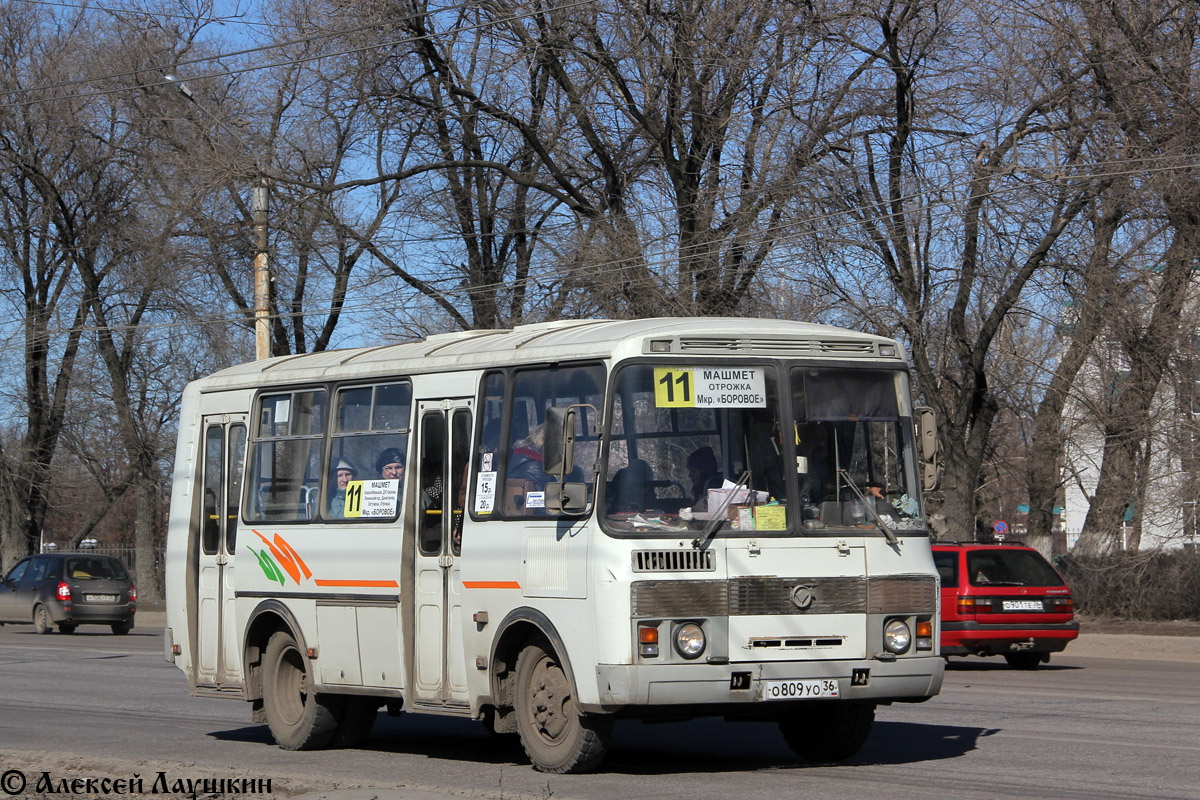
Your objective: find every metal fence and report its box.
[40,544,165,587]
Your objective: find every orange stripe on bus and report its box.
[313,579,400,588]
[462,580,522,589]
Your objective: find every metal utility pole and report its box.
[165,74,272,360]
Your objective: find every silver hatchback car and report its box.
[0,553,137,634]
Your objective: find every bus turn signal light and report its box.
[638,624,660,658]
[916,620,933,651]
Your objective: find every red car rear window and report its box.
[965,550,1062,587]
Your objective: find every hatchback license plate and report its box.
[1003,599,1042,611]
[85,594,117,603]
[762,679,839,700]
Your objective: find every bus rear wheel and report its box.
[262,630,339,750]
[780,702,875,762]
[331,697,379,747]
[514,641,611,774]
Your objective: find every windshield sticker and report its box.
[343,479,399,518]
[653,367,766,408]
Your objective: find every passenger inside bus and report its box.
[420,459,444,552]
[328,459,356,518]
[507,423,549,490]
[686,446,724,508]
[376,448,406,481]
[608,458,654,513]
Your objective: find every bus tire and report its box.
[514,640,611,774]
[780,702,875,762]
[332,697,379,748]
[262,630,339,750]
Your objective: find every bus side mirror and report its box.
[543,406,576,479]
[543,404,596,515]
[544,481,588,514]
[916,406,940,492]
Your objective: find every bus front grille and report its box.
[631,574,936,617]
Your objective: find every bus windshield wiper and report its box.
[836,469,899,546]
[692,470,752,550]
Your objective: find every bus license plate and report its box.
[762,679,839,700]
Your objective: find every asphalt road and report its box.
[0,621,1197,800]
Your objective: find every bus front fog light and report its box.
[673,622,706,659]
[884,619,912,654]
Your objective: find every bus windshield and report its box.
[602,363,926,535]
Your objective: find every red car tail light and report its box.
[129,584,138,602]
[1051,596,1073,613]
[956,597,994,615]
[57,581,71,601]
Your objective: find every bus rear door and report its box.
[196,415,247,689]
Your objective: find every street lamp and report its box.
[165,74,272,360]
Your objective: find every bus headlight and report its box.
[883,619,912,654]
[673,622,706,659]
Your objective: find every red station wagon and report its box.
[932,542,1078,668]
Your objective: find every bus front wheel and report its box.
[262,630,340,750]
[780,702,875,762]
[514,641,611,773]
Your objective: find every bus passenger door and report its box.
[196,416,247,688]
[412,400,472,707]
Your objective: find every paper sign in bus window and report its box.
[753,504,787,531]
[653,367,766,408]
[343,479,399,518]
[475,470,497,514]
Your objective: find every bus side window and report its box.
[245,390,326,524]
[325,381,412,522]
[470,371,506,518]
[502,364,604,518]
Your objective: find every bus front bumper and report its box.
[588,655,944,712]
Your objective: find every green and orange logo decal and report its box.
[247,530,397,588]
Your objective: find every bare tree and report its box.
[0,5,108,565]
[1071,0,1200,552]
[804,1,1109,537]
[1025,191,1128,552]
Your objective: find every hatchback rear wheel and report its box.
[111,621,132,635]
[1004,652,1043,669]
[58,623,77,634]
[32,605,52,635]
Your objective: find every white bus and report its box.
[164,317,944,773]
